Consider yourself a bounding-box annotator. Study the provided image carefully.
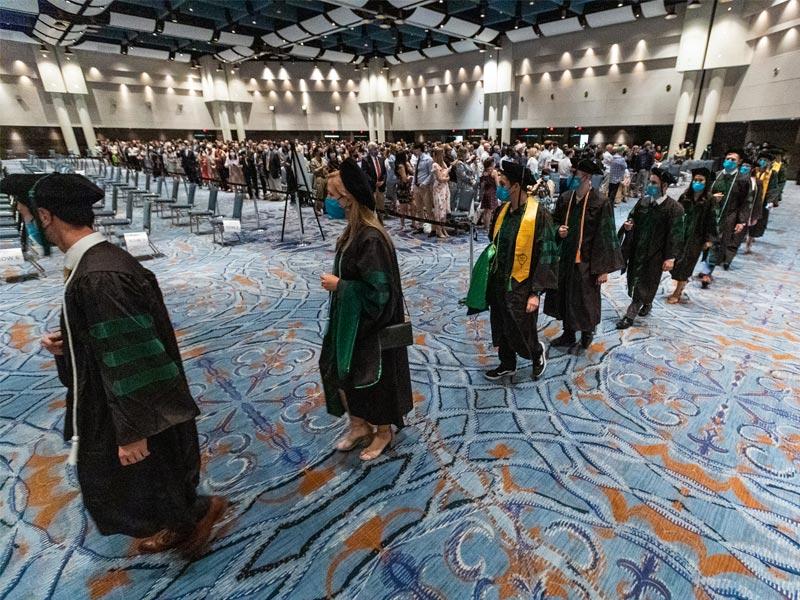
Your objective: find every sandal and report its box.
[335,429,374,452]
[359,428,395,462]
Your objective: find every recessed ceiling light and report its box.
[252,20,257,24]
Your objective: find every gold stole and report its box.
[562,190,590,263]
[493,196,539,283]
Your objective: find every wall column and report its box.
[487,96,498,141]
[500,92,512,146]
[668,72,697,157]
[217,101,233,142]
[232,102,246,141]
[73,95,97,151]
[694,69,726,156]
[375,103,386,143]
[51,93,79,155]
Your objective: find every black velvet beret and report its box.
[0,173,103,224]
[338,158,375,210]
[576,158,603,176]
[500,161,534,185]
[650,166,677,185]
[691,167,713,180]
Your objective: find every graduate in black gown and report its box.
[544,158,623,349]
[465,162,559,381]
[667,167,717,304]
[0,174,226,558]
[698,149,751,287]
[319,158,412,462]
[616,167,685,329]
[747,152,777,252]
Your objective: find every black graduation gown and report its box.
[57,242,204,538]
[670,190,717,281]
[750,171,775,239]
[487,201,559,359]
[544,189,624,332]
[619,197,685,305]
[709,172,750,267]
[319,226,412,428]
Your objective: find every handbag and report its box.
[379,296,413,349]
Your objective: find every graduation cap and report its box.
[690,167,713,180]
[0,173,103,226]
[575,158,603,176]
[757,151,774,161]
[338,157,375,210]
[740,156,756,166]
[650,166,677,185]
[500,161,534,186]
[725,148,745,159]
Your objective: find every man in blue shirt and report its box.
[608,148,628,204]
[412,143,434,233]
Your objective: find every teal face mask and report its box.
[645,183,660,198]
[691,181,705,193]
[758,159,768,169]
[568,176,580,190]
[496,185,511,202]
[26,221,46,247]
[739,166,751,176]
[722,158,738,171]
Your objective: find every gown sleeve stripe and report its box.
[111,361,180,397]
[102,338,167,368]
[90,314,155,339]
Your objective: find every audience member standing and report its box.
[431,148,451,239]
[412,143,434,233]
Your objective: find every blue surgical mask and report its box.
[758,159,768,169]
[645,183,660,198]
[543,175,550,181]
[568,176,580,190]
[691,181,706,193]
[739,166,751,176]
[722,158,738,172]
[26,221,46,246]
[496,185,511,202]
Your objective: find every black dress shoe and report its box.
[551,332,576,347]
[616,317,634,330]
[638,303,652,317]
[580,331,594,349]
[722,263,730,271]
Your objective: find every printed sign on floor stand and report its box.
[124,232,153,257]
[222,219,241,234]
[0,248,25,266]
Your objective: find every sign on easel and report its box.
[0,248,25,266]
[124,232,152,257]
[222,219,241,234]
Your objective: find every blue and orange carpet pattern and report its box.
[1,180,799,599]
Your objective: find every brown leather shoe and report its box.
[137,529,191,554]
[179,496,229,559]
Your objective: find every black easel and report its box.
[280,141,325,243]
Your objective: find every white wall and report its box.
[1,1,799,136]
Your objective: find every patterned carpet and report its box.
[1,173,799,600]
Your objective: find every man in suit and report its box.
[243,148,260,199]
[180,143,200,184]
[362,142,387,212]
[267,144,283,200]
